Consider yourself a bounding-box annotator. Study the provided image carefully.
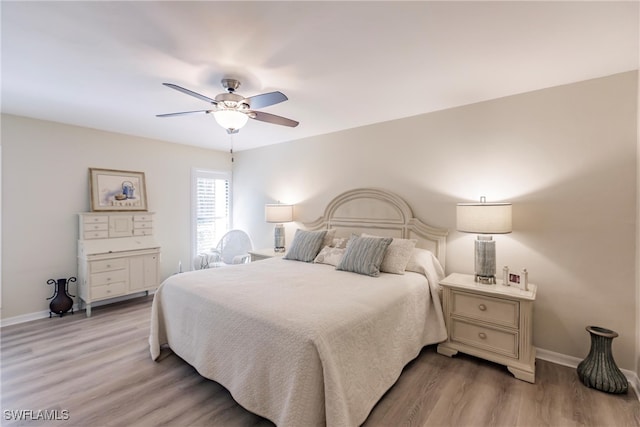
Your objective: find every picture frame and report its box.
[508,272,522,287]
[89,168,148,212]
[503,266,529,291]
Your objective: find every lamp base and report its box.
[474,236,496,285]
[475,275,496,284]
[274,224,286,253]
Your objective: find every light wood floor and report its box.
[1,296,638,427]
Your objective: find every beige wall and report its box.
[1,114,230,319]
[234,72,638,370]
[1,72,637,372]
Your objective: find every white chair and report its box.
[194,229,254,269]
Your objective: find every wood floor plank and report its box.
[1,296,638,426]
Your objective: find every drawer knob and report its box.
[478,332,487,339]
[478,304,487,311]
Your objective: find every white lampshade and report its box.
[213,110,249,131]
[265,204,294,223]
[457,202,512,234]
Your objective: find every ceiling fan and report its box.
[157,79,299,134]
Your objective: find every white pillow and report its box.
[314,246,346,266]
[321,229,336,248]
[331,237,349,249]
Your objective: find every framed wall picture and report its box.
[89,168,148,211]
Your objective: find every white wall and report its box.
[1,114,230,319]
[234,72,638,370]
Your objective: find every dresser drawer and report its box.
[85,222,108,231]
[83,230,109,240]
[451,290,519,328]
[83,215,109,224]
[133,221,153,229]
[450,318,518,359]
[133,214,153,222]
[90,258,127,274]
[133,228,153,236]
[92,282,127,300]
[90,269,128,287]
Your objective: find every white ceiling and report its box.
[2,1,638,152]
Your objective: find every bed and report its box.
[150,188,449,427]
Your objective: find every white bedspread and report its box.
[150,256,446,427]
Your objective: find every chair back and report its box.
[217,230,253,264]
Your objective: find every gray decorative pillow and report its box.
[314,246,346,266]
[336,236,393,277]
[362,233,417,274]
[284,229,328,262]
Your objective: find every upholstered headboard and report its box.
[304,188,448,268]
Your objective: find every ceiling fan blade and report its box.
[250,111,299,127]
[245,91,288,109]
[162,83,217,104]
[156,110,213,117]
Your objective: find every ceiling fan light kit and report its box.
[157,79,299,134]
[213,110,249,134]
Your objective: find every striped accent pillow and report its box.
[284,229,328,262]
[336,236,393,277]
[361,233,417,274]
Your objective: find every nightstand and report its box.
[437,273,537,383]
[248,248,285,262]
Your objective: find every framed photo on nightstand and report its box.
[503,267,529,291]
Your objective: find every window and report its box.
[192,169,231,259]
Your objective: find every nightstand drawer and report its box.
[450,318,518,359]
[451,290,519,328]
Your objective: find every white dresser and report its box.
[77,212,160,316]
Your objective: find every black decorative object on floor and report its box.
[577,325,628,394]
[47,277,76,318]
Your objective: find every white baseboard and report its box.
[0,292,154,327]
[536,347,640,402]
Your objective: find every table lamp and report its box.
[265,204,294,252]
[457,197,512,284]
